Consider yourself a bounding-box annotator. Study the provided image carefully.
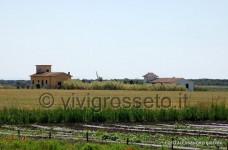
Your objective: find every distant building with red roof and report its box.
[143,72,159,83]
[143,72,194,91]
[30,65,72,89]
[152,77,183,83]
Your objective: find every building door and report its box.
[186,84,189,89]
[57,82,62,89]
[36,84,40,89]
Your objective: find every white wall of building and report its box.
[175,79,194,91]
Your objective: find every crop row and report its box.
[0,103,227,124]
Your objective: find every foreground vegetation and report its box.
[0,103,227,124]
[0,123,227,150]
[63,80,186,91]
[0,136,151,150]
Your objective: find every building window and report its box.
[46,80,48,84]
[38,80,39,83]
[41,80,44,86]
[46,69,49,72]
[32,80,34,84]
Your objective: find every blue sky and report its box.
[0,0,227,80]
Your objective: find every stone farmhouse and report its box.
[30,65,72,89]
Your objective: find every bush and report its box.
[63,80,186,91]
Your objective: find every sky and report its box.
[0,0,228,80]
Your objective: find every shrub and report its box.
[63,80,186,91]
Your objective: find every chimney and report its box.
[68,72,70,75]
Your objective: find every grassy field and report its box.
[0,136,151,150]
[0,89,227,149]
[0,89,227,123]
[0,89,227,109]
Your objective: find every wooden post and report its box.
[49,130,51,139]
[126,138,129,145]
[18,130,20,139]
[86,132,89,142]
[171,137,174,150]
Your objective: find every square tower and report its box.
[36,65,52,74]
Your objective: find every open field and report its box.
[0,89,227,109]
[0,89,227,123]
[0,89,227,149]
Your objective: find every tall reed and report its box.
[0,103,226,124]
[63,80,186,91]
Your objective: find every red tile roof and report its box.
[143,72,159,78]
[30,72,70,77]
[152,78,183,83]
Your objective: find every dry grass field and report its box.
[0,89,227,109]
